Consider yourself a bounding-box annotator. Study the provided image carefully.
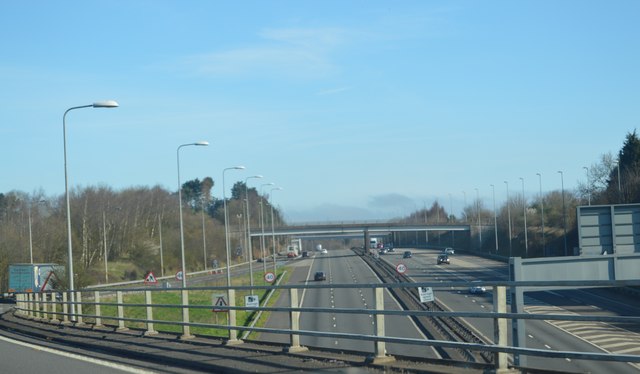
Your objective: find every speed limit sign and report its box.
[264,272,276,283]
[396,263,407,275]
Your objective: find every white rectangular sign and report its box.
[418,286,434,302]
[245,295,259,308]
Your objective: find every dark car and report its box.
[437,254,450,264]
[403,251,412,258]
[314,271,327,281]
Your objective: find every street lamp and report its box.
[462,191,467,222]
[244,175,263,290]
[63,100,118,318]
[536,173,545,256]
[558,171,568,256]
[615,160,621,203]
[259,182,275,275]
[519,177,528,257]
[504,181,512,257]
[474,188,481,249]
[201,197,208,270]
[490,184,498,253]
[583,166,591,206]
[177,141,209,288]
[270,187,283,275]
[223,166,245,287]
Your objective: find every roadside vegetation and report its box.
[1,130,640,289]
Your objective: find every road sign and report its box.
[395,263,407,274]
[175,271,183,281]
[418,286,434,302]
[264,272,276,283]
[212,293,228,312]
[245,295,259,308]
[144,272,157,285]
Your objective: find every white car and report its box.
[444,248,455,255]
[320,248,328,254]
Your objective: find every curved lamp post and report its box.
[63,100,118,319]
[269,187,283,275]
[177,141,209,288]
[223,166,245,287]
[244,175,263,290]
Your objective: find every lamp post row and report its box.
[65,101,280,299]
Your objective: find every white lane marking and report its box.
[0,335,154,373]
[545,344,551,349]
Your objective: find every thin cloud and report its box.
[316,86,352,96]
[180,27,348,78]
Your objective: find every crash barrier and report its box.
[14,279,640,372]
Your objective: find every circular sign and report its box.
[264,272,276,283]
[175,270,184,281]
[396,263,407,274]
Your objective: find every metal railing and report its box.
[13,279,640,372]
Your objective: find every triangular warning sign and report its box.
[144,272,157,284]
[215,296,227,307]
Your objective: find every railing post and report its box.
[27,293,35,319]
[61,292,70,324]
[75,291,85,326]
[286,288,307,353]
[51,293,59,323]
[493,286,509,372]
[226,288,243,345]
[34,293,41,320]
[94,291,102,328]
[42,293,49,321]
[180,289,193,339]
[116,291,128,331]
[369,287,394,364]
[144,290,157,336]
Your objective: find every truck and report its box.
[369,238,378,249]
[7,263,61,296]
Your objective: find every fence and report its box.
[13,279,640,372]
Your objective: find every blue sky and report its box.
[1,1,638,222]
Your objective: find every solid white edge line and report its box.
[0,334,155,374]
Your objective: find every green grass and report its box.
[74,267,292,338]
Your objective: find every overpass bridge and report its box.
[250,221,472,248]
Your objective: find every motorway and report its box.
[383,247,640,373]
[262,247,640,372]
[0,305,154,374]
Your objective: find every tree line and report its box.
[398,130,640,258]
[0,179,282,290]
[2,130,639,290]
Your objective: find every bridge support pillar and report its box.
[93,291,102,328]
[285,288,308,353]
[144,290,158,336]
[368,287,395,364]
[493,286,511,372]
[226,288,243,345]
[61,292,71,325]
[116,291,129,332]
[75,291,85,326]
[180,289,193,339]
